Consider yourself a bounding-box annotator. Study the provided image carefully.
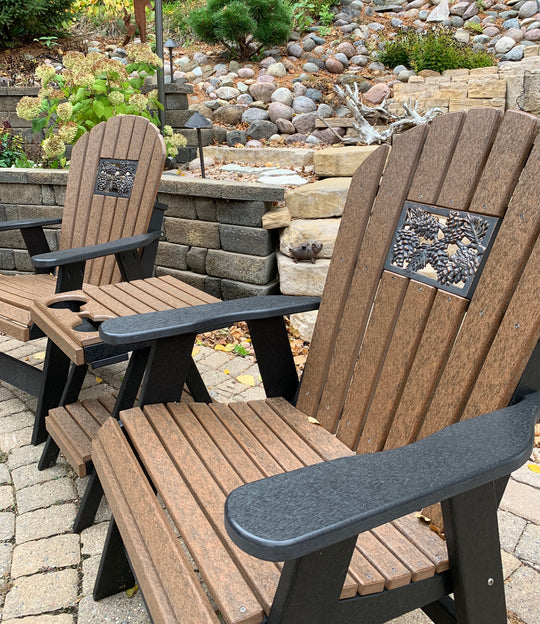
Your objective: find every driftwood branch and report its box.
[332,84,443,145]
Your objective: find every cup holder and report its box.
[47,298,86,313]
[74,317,103,333]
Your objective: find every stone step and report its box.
[203,146,314,168]
[285,177,351,218]
[313,145,380,177]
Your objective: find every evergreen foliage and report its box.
[189,0,293,59]
[0,0,75,49]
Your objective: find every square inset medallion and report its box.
[94,158,138,198]
[384,201,500,298]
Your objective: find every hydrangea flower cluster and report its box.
[15,44,175,168]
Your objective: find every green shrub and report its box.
[0,0,76,49]
[189,0,293,59]
[379,29,494,73]
[0,122,34,167]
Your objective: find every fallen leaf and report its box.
[527,463,540,474]
[32,351,46,360]
[126,584,138,597]
[224,369,230,375]
[237,374,255,386]
[192,346,200,356]
[95,376,103,384]
[307,416,321,425]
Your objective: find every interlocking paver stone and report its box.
[0,511,15,540]
[3,615,74,624]
[0,542,13,576]
[505,565,540,624]
[0,485,14,510]
[81,521,109,556]
[3,569,78,619]
[515,523,540,569]
[16,477,77,514]
[7,444,44,470]
[77,592,152,623]
[501,549,522,579]
[501,480,540,524]
[15,503,77,544]
[498,509,527,553]
[81,555,99,596]
[11,534,80,578]
[0,410,34,433]
[11,461,69,490]
[0,426,33,453]
[0,462,11,484]
[0,398,28,417]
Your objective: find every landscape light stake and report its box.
[185,112,213,178]
[164,38,176,83]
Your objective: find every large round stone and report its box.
[519,1,539,19]
[226,129,247,146]
[303,62,320,73]
[247,120,278,140]
[325,57,345,73]
[336,41,356,58]
[266,62,287,77]
[525,28,540,40]
[363,82,391,105]
[215,86,240,100]
[495,36,516,53]
[292,112,318,134]
[248,82,276,102]
[266,102,293,123]
[241,107,269,123]
[237,67,255,78]
[292,96,317,113]
[271,87,294,106]
[275,118,296,134]
[287,42,304,57]
[212,105,243,125]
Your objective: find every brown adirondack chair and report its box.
[0,114,167,444]
[61,108,539,624]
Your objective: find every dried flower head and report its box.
[129,93,149,114]
[57,102,73,122]
[57,122,78,144]
[108,91,125,106]
[35,65,57,86]
[16,97,43,120]
[126,43,162,68]
[42,135,66,160]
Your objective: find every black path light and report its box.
[154,0,166,130]
[164,38,176,83]
[185,112,213,178]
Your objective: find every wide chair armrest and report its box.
[98,295,322,345]
[224,392,540,562]
[31,231,161,268]
[0,217,62,232]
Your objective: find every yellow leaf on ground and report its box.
[237,374,255,386]
[32,351,46,360]
[224,369,230,375]
[126,584,138,597]
[215,344,227,351]
[528,463,540,474]
[192,346,200,356]
[95,376,103,384]
[224,343,235,352]
[307,416,321,425]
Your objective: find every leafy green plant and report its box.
[465,22,483,33]
[318,25,332,36]
[0,0,75,49]
[379,29,494,73]
[475,0,484,10]
[34,35,59,48]
[291,0,315,32]
[233,344,251,357]
[16,45,185,168]
[0,122,34,168]
[189,0,293,59]
[318,3,334,26]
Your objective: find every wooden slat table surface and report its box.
[30,275,219,366]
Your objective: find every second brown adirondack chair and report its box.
[52,108,540,624]
[0,114,167,444]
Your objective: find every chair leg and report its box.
[73,470,104,533]
[441,481,506,624]
[93,516,136,600]
[38,435,60,470]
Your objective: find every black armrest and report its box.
[98,296,321,345]
[31,231,161,268]
[224,392,540,561]
[0,217,62,232]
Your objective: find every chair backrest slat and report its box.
[469,110,540,218]
[354,279,437,455]
[436,108,502,211]
[335,271,409,449]
[299,125,429,431]
[299,109,539,454]
[59,115,166,286]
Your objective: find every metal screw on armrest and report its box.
[487,578,494,586]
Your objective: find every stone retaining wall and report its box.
[0,169,284,300]
[391,49,540,115]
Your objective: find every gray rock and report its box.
[336,41,357,57]
[495,35,516,52]
[312,45,326,55]
[292,112,318,134]
[503,17,520,28]
[285,134,308,144]
[325,57,345,73]
[212,105,244,125]
[483,25,501,36]
[334,52,350,67]
[450,1,469,16]
[501,45,525,60]
[237,93,253,106]
[368,61,386,71]
[302,37,317,52]
[271,87,294,106]
[398,68,416,81]
[258,74,276,83]
[193,52,208,65]
[242,107,270,123]
[506,27,525,41]
[317,103,334,118]
[276,118,296,133]
[302,62,320,73]
[237,67,255,78]
[215,86,240,100]
[527,20,540,29]
[427,0,450,21]
[267,62,287,77]
[450,14,464,25]
[311,35,326,44]
[311,128,344,144]
[454,28,470,42]
[462,2,479,19]
[292,96,317,113]
[391,17,404,26]
[305,88,323,101]
[393,64,408,74]
[473,34,491,44]
[525,27,540,39]
[350,54,369,66]
[247,120,278,140]
[293,82,308,96]
[226,129,248,146]
[419,9,430,19]
[246,139,264,148]
[287,43,304,58]
[248,82,276,102]
[268,102,295,122]
[519,0,540,18]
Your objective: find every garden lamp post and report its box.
[154,0,166,130]
[185,112,213,178]
[164,38,176,83]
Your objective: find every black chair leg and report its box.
[442,481,507,624]
[73,470,104,533]
[93,516,136,600]
[38,435,61,470]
